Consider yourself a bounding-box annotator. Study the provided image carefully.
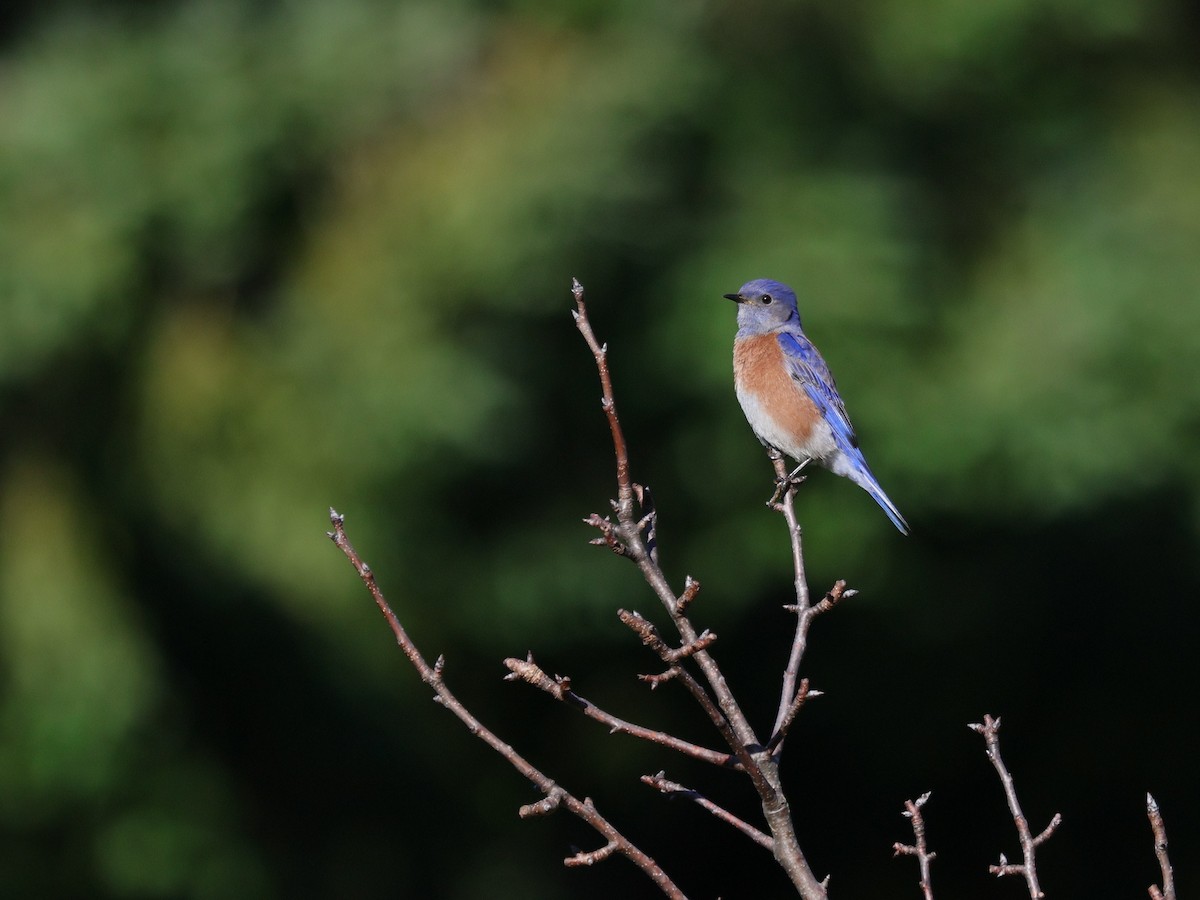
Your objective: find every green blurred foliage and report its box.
[1,0,1199,896]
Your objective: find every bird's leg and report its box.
[786,459,812,482]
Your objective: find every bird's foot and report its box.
[767,459,811,505]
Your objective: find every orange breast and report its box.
[733,334,823,457]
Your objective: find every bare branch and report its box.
[892,792,936,900]
[503,653,740,770]
[329,509,686,899]
[1146,793,1176,900]
[566,834,620,867]
[765,679,823,755]
[969,715,1061,898]
[637,668,682,689]
[793,580,858,619]
[617,611,774,799]
[677,575,701,614]
[766,454,855,758]
[769,453,812,744]
[503,652,571,698]
[572,278,632,512]
[584,513,630,557]
[520,787,566,818]
[642,771,774,850]
[573,282,827,899]
[617,609,717,662]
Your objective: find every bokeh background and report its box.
[2,0,1199,897]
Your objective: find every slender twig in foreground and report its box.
[765,678,822,755]
[768,453,812,742]
[766,454,854,756]
[970,715,1061,898]
[1146,793,1176,900]
[893,792,936,900]
[503,653,739,770]
[328,509,686,900]
[642,771,774,850]
[616,610,772,797]
[572,279,828,900]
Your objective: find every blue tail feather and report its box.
[866,481,909,535]
[842,458,909,535]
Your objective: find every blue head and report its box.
[723,278,801,335]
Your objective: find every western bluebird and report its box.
[726,278,909,534]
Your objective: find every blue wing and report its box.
[777,331,910,534]
[776,331,858,452]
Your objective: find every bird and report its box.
[726,277,909,534]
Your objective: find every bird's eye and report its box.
[759,294,772,304]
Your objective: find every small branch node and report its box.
[637,668,681,689]
[519,787,566,819]
[677,575,701,613]
[619,609,715,662]
[565,840,620,867]
[618,608,669,654]
[503,653,569,699]
[810,579,854,616]
[640,770,673,792]
[584,513,630,556]
[671,629,718,660]
[766,678,815,753]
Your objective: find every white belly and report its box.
[735,382,839,465]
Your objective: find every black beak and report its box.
[723,292,743,303]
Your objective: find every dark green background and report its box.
[2,0,1198,896]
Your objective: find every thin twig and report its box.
[328,509,686,900]
[566,834,619,867]
[765,679,822,755]
[571,278,633,514]
[616,610,773,797]
[766,455,855,757]
[769,453,811,743]
[638,668,682,689]
[970,715,1061,898]
[617,608,718,662]
[573,280,827,900]
[892,792,936,900]
[503,653,740,770]
[1146,793,1176,900]
[642,771,774,850]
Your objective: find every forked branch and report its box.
[572,278,827,899]
[503,653,739,769]
[765,453,854,757]
[893,792,936,900]
[642,771,774,850]
[970,714,1062,898]
[328,510,685,899]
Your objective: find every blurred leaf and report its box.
[0,457,159,814]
